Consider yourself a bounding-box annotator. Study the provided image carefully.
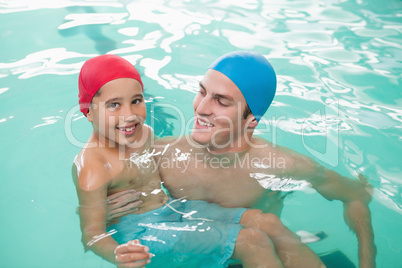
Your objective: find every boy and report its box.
[72,55,323,268]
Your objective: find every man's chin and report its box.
[190,132,210,146]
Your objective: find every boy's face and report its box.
[87,78,146,147]
[191,69,256,152]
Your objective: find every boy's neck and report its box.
[90,128,151,157]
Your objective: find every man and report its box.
[110,51,376,267]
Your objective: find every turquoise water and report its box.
[0,0,401,267]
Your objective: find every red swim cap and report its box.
[78,54,143,116]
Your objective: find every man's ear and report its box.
[246,115,258,129]
[249,117,258,128]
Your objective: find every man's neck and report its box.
[205,131,254,156]
[205,141,251,159]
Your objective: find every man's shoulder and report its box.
[250,137,297,156]
[248,138,313,168]
[248,137,277,156]
[249,136,272,148]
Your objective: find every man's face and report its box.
[191,69,252,152]
[87,78,147,147]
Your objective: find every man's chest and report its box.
[162,161,266,207]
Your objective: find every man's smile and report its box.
[196,117,214,129]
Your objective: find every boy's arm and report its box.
[285,153,376,268]
[73,160,119,263]
[72,161,153,267]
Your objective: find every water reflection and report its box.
[0,48,91,78]
[59,6,119,54]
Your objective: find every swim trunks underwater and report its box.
[107,198,247,268]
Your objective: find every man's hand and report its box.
[107,190,143,223]
[344,200,376,268]
[115,240,153,268]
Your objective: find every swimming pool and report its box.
[0,0,401,267]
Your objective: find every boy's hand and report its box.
[115,240,153,267]
[106,190,143,222]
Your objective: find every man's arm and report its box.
[106,190,143,223]
[344,198,376,268]
[284,151,376,268]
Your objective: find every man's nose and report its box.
[196,96,212,116]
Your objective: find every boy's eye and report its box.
[108,103,119,109]
[133,99,142,104]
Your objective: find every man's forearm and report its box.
[343,200,376,268]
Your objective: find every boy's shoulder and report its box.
[73,145,113,191]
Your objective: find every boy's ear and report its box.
[86,109,93,122]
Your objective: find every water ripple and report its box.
[0,0,122,14]
[59,12,128,30]
[0,48,95,78]
[125,1,212,53]
[32,116,62,129]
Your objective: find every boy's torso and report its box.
[104,147,168,214]
[77,127,168,219]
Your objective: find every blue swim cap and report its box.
[209,51,276,122]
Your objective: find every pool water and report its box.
[0,0,401,267]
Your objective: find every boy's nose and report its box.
[121,105,136,120]
[123,114,136,122]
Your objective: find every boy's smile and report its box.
[116,122,139,136]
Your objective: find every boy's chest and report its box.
[107,156,160,194]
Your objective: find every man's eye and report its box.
[133,99,142,104]
[218,100,229,106]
